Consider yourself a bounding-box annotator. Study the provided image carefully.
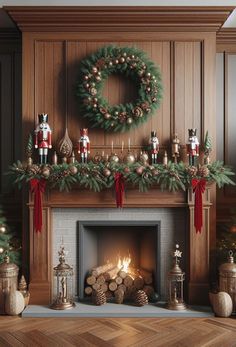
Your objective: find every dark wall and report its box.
[0,29,22,228]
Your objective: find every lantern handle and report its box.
[228,250,234,263]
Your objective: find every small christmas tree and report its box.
[0,206,21,265]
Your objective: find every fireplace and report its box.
[52,207,187,302]
[28,187,211,305]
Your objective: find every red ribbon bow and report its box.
[192,178,206,233]
[114,173,124,208]
[30,178,46,233]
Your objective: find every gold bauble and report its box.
[230,225,236,233]
[0,247,4,254]
[139,151,149,165]
[104,113,111,120]
[0,225,7,234]
[92,66,98,74]
[89,87,97,96]
[126,117,133,125]
[69,165,78,175]
[124,151,135,165]
[103,168,111,177]
[136,166,144,175]
[109,153,120,163]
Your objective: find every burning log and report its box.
[97,275,106,285]
[92,283,100,291]
[104,266,120,281]
[123,275,133,288]
[84,286,93,296]
[138,269,153,285]
[134,275,144,290]
[109,281,118,292]
[125,285,136,299]
[91,263,115,277]
[86,275,96,286]
[115,276,123,285]
[118,284,127,293]
[100,283,108,293]
[119,270,127,279]
[115,289,124,304]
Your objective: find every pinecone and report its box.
[186,166,197,177]
[134,290,148,307]
[92,289,107,306]
[114,289,124,304]
[27,164,40,175]
[198,165,210,177]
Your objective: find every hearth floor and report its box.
[22,302,214,318]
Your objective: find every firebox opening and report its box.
[78,221,160,301]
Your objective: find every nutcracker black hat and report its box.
[151,130,157,137]
[38,113,48,123]
[188,129,197,137]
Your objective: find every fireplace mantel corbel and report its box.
[27,185,212,304]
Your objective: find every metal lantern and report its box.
[219,250,236,313]
[51,244,75,310]
[167,244,187,310]
[0,254,19,314]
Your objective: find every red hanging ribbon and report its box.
[115,172,124,208]
[192,178,206,233]
[30,178,46,233]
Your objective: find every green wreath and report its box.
[76,45,163,132]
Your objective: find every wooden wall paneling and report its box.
[19,29,219,304]
[67,41,87,149]
[52,41,65,151]
[153,42,171,147]
[216,31,236,223]
[174,41,202,145]
[216,52,224,163]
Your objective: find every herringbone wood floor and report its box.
[0,317,235,347]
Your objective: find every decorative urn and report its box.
[219,250,236,313]
[0,254,19,314]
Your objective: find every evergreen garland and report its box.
[76,45,163,132]
[7,160,235,194]
[0,206,21,265]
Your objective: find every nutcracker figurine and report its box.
[172,134,180,163]
[34,113,52,164]
[77,128,90,163]
[186,129,199,166]
[149,130,159,164]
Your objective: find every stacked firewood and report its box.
[84,263,155,305]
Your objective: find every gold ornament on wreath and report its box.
[77,45,163,132]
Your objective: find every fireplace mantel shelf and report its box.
[28,186,212,209]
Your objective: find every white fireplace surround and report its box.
[52,207,187,300]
